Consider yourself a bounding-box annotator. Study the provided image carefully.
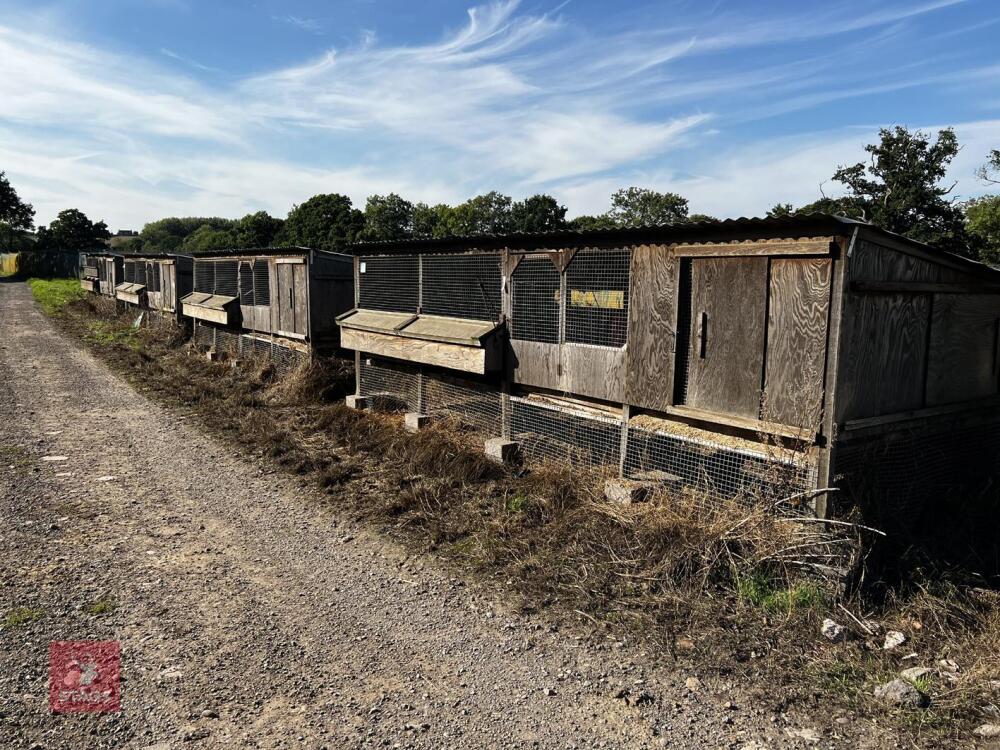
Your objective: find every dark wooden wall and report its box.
[835,234,1000,424]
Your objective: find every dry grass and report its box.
[47,296,1000,746]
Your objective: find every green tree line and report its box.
[2,128,998,262]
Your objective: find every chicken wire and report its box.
[624,425,816,501]
[511,397,621,470]
[564,249,630,349]
[421,253,502,320]
[510,256,561,344]
[422,373,503,438]
[358,255,419,313]
[358,357,421,412]
[832,415,1000,520]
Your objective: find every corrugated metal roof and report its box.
[347,212,1000,280]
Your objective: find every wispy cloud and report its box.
[276,15,323,34]
[0,0,992,230]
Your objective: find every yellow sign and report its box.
[569,289,624,309]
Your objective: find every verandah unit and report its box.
[181,246,354,366]
[339,215,1000,514]
[79,251,123,297]
[115,253,193,320]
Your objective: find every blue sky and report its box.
[1,0,997,230]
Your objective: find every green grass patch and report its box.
[85,320,141,350]
[506,494,527,512]
[737,571,824,613]
[3,606,44,629]
[85,599,117,616]
[27,277,86,315]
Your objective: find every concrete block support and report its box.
[485,438,520,465]
[345,395,369,410]
[405,412,430,433]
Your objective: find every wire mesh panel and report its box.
[149,263,161,293]
[511,256,560,343]
[673,258,693,404]
[124,260,136,283]
[239,261,254,305]
[422,373,503,438]
[194,261,213,293]
[359,357,421,412]
[511,397,621,469]
[625,426,814,501]
[359,255,419,312]
[564,248,630,348]
[833,417,1000,521]
[422,253,502,320]
[253,259,270,305]
[193,320,214,348]
[215,327,241,356]
[272,343,305,372]
[214,261,238,297]
[135,261,147,289]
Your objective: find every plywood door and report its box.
[277,263,295,334]
[763,258,832,428]
[162,264,175,310]
[292,263,308,335]
[685,257,768,419]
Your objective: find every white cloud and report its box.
[0,0,992,230]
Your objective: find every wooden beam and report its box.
[664,404,816,442]
[672,238,835,258]
[841,396,1000,433]
[851,280,1000,295]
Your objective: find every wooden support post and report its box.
[618,404,631,478]
[354,350,361,397]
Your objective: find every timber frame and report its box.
[341,214,1000,515]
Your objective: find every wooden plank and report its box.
[560,343,627,403]
[850,239,969,284]
[852,281,1000,295]
[925,294,1000,405]
[672,238,834,257]
[625,244,677,411]
[685,257,768,420]
[664,404,815,442]
[276,263,294,334]
[341,328,490,374]
[182,303,231,325]
[843,396,1000,433]
[837,293,930,419]
[292,263,308,335]
[763,258,832,429]
[275,257,305,264]
[508,340,560,389]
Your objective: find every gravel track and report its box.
[0,280,894,749]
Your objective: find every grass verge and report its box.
[27,277,86,315]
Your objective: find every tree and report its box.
[510,194,568,233]
[976,149,1000,185]
[0,171,36,252]
[412,203,454,239]
[767,203,795,218]
[966,196,1000,265]
[449,192,514,236]
[687,213,719,223]
[831,126,968,254]
[569,214,617,231]
[283,194,363,249]
[232,211,283,248]
[359,194,414,242]
[180,224,235,253]
[140,217,233,253]
[36,208,110,252]
[606,187,689,227]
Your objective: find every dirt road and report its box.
[0,280,889,749]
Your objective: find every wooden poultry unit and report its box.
[181,247,353,365]
[116,254,193,320]
[340,215,1000,515]
[79,252,123,297]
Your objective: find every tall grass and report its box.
[27,277,87,315]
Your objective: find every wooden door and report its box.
[684,257,768,419]
[276,263,295,334]
[162,264,175,310]
[292,263,308,335]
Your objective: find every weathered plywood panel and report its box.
[293,263,308,335]
[276,263,295,335]
[926,294,1000,405]
[625,244,677,411]
[509,340,560,389]
[763,258,832,429]
[851,240,968,284]
[341,328,491,374]
[838,293,930,419]
[560,344,626,403]
[685,257,768,420]
[161,265,175,311]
